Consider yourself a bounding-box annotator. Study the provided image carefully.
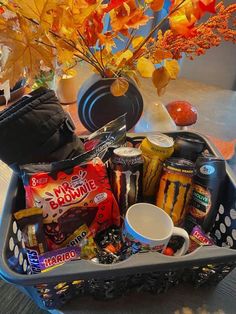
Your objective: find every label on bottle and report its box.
[189,184,212,220]
[199,164,215,175]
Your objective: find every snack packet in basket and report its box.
[39,246,81,272]
[44,114,126,173]
[21,158,120,250]
[60,224,98,259]
[83,114,127,161]
[14,207,48,274]
[188,225,214,253]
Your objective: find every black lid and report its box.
[197,154,224,162]
[176,134,205,145]
[164,157,195,171]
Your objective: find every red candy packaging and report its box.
[21,158,120,250]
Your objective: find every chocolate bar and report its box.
[14,208,48,274]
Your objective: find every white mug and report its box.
[122,203,190,256]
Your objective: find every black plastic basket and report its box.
[0,131,236,311]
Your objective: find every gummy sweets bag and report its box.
[21,158,120,250]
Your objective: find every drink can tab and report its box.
[147,134,174,148]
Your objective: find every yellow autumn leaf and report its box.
[59,0,102,27]
[0,18,54,87]
[132,36,144,49]
[152,67,170,96]
[123,2,131,15]
[137,57,155,78]
[116,50,133,66]
[164,59,180,79]
[11,0,57,30]
[62,67,77,77]
[110,77,129,97]
[57,47,75,64]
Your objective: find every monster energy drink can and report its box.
[140,134,174,200]
[109,147,143,217]
[156,158,195,226]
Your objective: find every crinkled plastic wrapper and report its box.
[83,114,127,161]
[21,158,121,250]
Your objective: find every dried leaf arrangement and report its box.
[0,0,235,97]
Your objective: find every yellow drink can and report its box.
[140,134,174,199]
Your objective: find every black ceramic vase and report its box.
[77,74,143,132]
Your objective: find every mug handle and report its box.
[172,227,190,256]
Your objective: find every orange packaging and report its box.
[22,158,120,250]
[156,158,195,225]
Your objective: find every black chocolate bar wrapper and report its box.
[14,208,48,273]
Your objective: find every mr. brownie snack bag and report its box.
[14,208,48,274]
[21,158,120,250]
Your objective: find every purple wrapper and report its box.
[190,226,214,246]
[39,246,81,271]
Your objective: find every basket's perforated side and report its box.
[29,262,236,309]
[33,280,86,309]
[6,219,29,274]
[211,177,236,249]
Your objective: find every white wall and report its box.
[180,42,236,90]
[180,0,236,90]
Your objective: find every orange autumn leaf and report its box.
[104,0,127,12]
[153,48,173,63]
[169,0,217,36]
[110,77,129,96]
[150,0,164,12]
[151,59,179,95]
[152,67,170,96]
[0,13,8,31]
[54,0,103,39]
[137,57,155,77]
[110,0,149,33]
[81,10,104,46]
[98,32,116,51]
[0,18,54,87]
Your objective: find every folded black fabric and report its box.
[0,87,84,171]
